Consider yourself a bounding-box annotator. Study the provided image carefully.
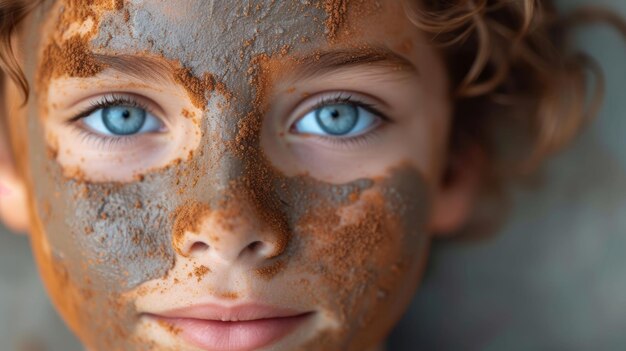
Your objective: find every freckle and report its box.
[220,292,239,300]
[286,87,296,94]
[181,108,194,119]
[157,320,183,336]
[194,265,211,282]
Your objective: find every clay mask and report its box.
[23,1,449,350]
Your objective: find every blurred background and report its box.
[1,0,625,350]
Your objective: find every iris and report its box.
[102,106,147,136]
[315,104,359,136]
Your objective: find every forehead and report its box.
[90,1,327,80]
[38,1,414,71]
[31,0,433,117]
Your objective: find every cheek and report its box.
[28,215,152,350]
[291,168,431,349]
[28,130,177,293]
[25,111,183,349]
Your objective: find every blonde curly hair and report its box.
[399,0,625,234]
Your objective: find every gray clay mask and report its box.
[24,1,436,350]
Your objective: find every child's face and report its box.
[12,1,467,350]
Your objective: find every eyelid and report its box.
[73,127,146,150]
[67,92,169,127]
[286,91,391,129]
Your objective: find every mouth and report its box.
[146,303,315,351]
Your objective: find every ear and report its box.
[0,158,29,234]
[0,79,29,234]
[428,142,486,237]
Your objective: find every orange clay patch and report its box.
[171,202,211,256]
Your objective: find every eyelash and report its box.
[66,92,390,151]
[67,94,156,149]
[70,94,153,122]
[297,93,391,147]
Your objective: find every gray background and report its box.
[1,0,625,350]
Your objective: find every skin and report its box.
[0,0,483,350]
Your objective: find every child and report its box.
[0,0,619,350]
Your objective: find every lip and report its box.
[147,303,314,351]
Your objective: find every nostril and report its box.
[244,240,280,258]
[189,241,209,255]
[246,241,265,253]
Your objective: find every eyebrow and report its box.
[93,54,175,84]
[90,47,417,85]
[291,47,418,81]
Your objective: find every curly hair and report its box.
[395,0,624,234]
[403,0,624,171]
[0,0,624,233]
[0,0,40,100]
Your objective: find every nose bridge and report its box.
[171,105,291,263]
[196,85,264,198]
[206,149,247,195]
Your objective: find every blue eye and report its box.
[293,103,380,137]
[81,105,163,136]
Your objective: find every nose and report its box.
[172,200,286,266]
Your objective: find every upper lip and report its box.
[147,303,312,322]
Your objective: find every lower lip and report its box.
[153,313,312,351]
